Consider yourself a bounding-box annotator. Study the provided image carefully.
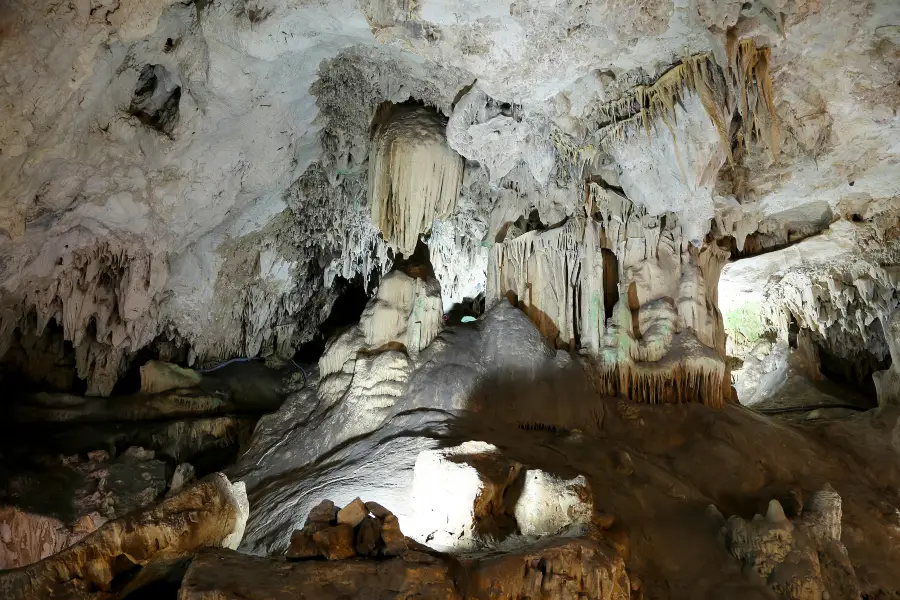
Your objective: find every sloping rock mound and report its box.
[0,474,247,600]
[181,536,630,600]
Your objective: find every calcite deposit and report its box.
[0,0,899,598]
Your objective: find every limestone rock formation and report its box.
[489,184,730,406]
[183,536,630,600]
[369,105,465,257]
[1,0,900,597]
[722,485,861,599]
[874,308,900,406]
[0,473,248,600]
[0,0,896,400]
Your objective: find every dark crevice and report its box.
[817,344,889,401]
[293,276,371,364]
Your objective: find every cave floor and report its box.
[373,399,900,599]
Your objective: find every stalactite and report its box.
[368,105,464,257]
[591,39,778,160]
[0,243,166,396]
[487,218,585,348]
[594,334,727,409]
[487,183,731,406]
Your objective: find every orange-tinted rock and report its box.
[464,537,630,599]
[312,524,357,560]
[286,529,319,560]
[180,547,461,599]
[380,514,407,556]
[0,474,247,600]
[180,537,630,600]
[365,501,392,519]
[592,511,616,530]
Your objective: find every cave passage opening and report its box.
[293,275,372,364]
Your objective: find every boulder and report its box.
[0,474,248,600]
[312,524,357,560]
[380,514,407,556]
[336,497,368,527]
[139,360,203,394]
[356,515,383,556]
[365,501,392,519]
[286,529,320,560]
[410,441,521,551]
[307,499,338,524]
[514,470,594,537]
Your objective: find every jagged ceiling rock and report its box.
[0,0,897,392]
[722,216,900,364]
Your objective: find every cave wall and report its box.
[0,0,897,395]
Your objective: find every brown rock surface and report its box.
[337,497,368,527]
[285,529,320,560]
[463,537,630,600]
[0,474,247,600]
[0,507,102,569]
[180,546,461,600]
[180,537,629,599]
[380,514,408,556]
[365,501,392,519]
[307,499,338,524]
[313,523,357,560]
[356,515,383,556]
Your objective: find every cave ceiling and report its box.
[0,0,897,394]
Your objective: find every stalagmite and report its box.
[368,106,464,256]
[318,265,443,407]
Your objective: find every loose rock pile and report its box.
[286,498,407,560]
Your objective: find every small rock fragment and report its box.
[307,500,338,524]
[313,524,357,560]
[381,514,407,556]
[365,501,392,519]
[87,450,109,462]
[337,497,368,527]
[121,446,155,461]
[355,516,383,556]
[167,463,196,497]
[286,530,319,560]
